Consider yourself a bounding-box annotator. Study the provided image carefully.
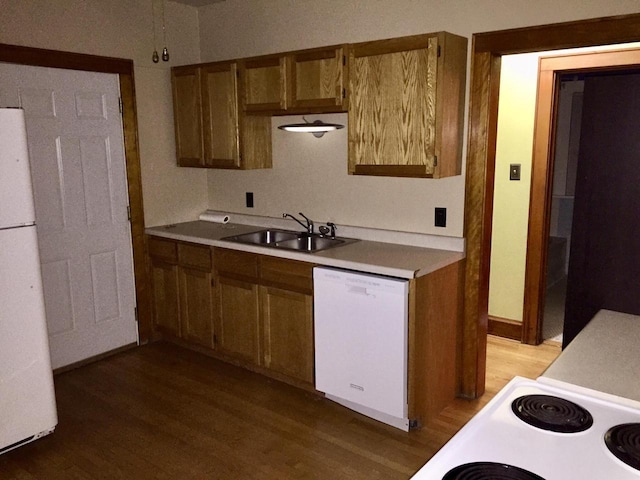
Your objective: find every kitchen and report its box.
[2,1,640,478]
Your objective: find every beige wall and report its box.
[198,0,640,237]
[488,54,539,322]
[0,0,207,227]
[3,0,639,234]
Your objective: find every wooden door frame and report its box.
[462,13,640,397]
[0,44,152,344]
[522,48,640,345]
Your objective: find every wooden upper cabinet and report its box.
[171,65,204,167]
[239,45,348,115]
[171,61,272,170]
[348,32,467,178]
[289,45,347,111]
[201,62,240,169]
[240,55,287,112]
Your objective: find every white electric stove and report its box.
[411,376,640,479]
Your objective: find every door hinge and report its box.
[434,155,438,167]
[127,205,132,221]
[437,45,441,57]
[342,55,346,66]
[134,307,139,323]
[118,97,123,114]
[342,88,346,99]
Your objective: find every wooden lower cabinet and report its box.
[216,276,261,364]
[150,257,180,337]
[149,237,215,343]
[179,266,215,348]
[148,237,464,426]
[214,247,315,386]
[261,285,314,385]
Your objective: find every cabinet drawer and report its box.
[215,248,259,279]
[260,256,313,293]
[149,237,178,263]
[178,242,212,270]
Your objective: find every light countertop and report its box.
[540,309,640,403]
[146,221,465,279]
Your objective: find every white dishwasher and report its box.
[313,267,409,431]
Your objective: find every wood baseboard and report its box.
[53,343,138,375]
[488,316,522,341]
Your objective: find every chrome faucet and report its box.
[282,212,314,234]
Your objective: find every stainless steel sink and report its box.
[222,229,358,253]
[224,229,299,245]
[275,235,348,252]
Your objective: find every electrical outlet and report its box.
[435,207,447,227]
[510,164,521,181]
[246,192,254,208]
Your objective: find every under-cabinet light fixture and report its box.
[278,118,344,138]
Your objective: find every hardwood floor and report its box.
[0,336,560,479]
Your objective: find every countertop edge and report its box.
[146,224,465,279]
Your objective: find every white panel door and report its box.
[0,64,138,369]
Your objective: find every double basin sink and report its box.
[223,228,358,253]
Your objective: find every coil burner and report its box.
[511,394,593,433]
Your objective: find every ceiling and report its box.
[171,0,225,6]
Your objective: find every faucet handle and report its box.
[298,212,314,234]
[318,225,330,236]
[326,222,337,239]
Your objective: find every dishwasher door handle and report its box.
[347,285,371,296]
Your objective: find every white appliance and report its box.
[0,108,58,455]
[313,267,409,431]
[411,376,640,479]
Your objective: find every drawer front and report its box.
[149,236,178,263]
[260,255,313,293]
[178,242,212,270]
[215,248,259,279]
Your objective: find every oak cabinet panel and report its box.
[171,65,204,167]
[261,286,314,385]
[241,55,286,112]
[348,32,467,178]
[150,257,180,337]
[179,266,214,348]
[216,276,261,365]
[201,62,240,169]
[289,46,347,111]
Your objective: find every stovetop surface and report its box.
[412,377,640,479]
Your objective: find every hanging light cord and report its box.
[161,0,170,61]
[151,0,159,63]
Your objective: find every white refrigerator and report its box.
[0,108,58,455]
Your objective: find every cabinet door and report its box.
[201,62,241,169]
[290,46,347,111]
[261,286,314,385]
[240,55,287,112]
[216,276,260,364]
[348,36,438,177]
[171,65,204,167]
[151,257,180,337]
[179,266,215,348]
